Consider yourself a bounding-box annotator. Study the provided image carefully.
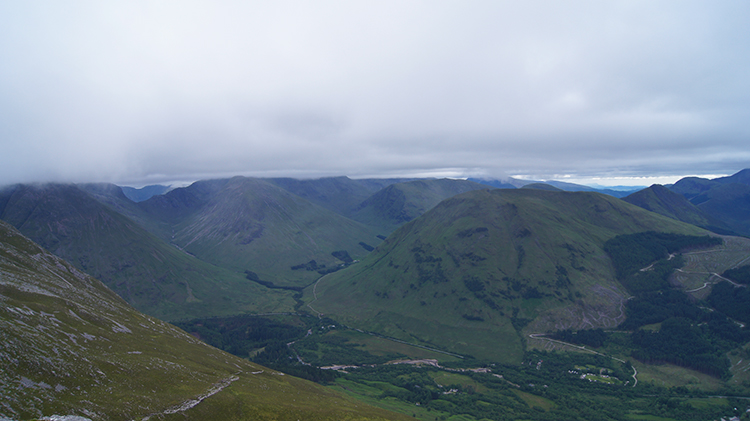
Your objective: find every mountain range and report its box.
[0,220,409,420]
[3,168,750,419]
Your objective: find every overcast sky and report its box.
[1,1,749,187]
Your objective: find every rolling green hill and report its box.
[0,183,296,321]
[0,220,411,421]
[307,189,706,363]
[349,178,490,234]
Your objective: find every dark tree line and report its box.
[175,314,305,357]
[722,265,750,285]
[604,232,721,282]
[708,281,750,323]
[630,317,736,379]
[550,328,608,348]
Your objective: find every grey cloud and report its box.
[1,1,749,186]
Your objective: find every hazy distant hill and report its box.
[623,184,735,234]
[713,168,750,186]
[467,177,520,189]
[141,176,382,288]
[309,189,705,362]
[266,176,410,216]
[0,183,296,320]
[121,184,171,202]
[543,180,642,198]
[668,169,750,236]
[521,182,563,191]
[669,176,721,201]
[0,220,409,421]
[470,177,642,198]
[350,178,490,234]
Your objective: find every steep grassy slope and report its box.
[308,189,706,363]
[162,177,382,288]
[78,182,167,232]
[623,184,734,234]
[0,221,411,421]
[350,178,490,234]
[135,178,232,238]
[0,183,296,321]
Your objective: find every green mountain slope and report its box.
[691,183,750,236]
[308,189,706,363]
[135,178,232,238]
[623,184,734,234]
[350,178,490,234]
[0,183,296,321]
[161,177,382,288]
[0,220,411,421]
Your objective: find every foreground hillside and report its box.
[308,189,706,362]
[0,220,411,421]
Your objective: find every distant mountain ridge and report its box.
[120,184,171,202]
[661,168,750,236]
[623,184,735,235]
[469,177,642,198]
[349,178,490,234]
